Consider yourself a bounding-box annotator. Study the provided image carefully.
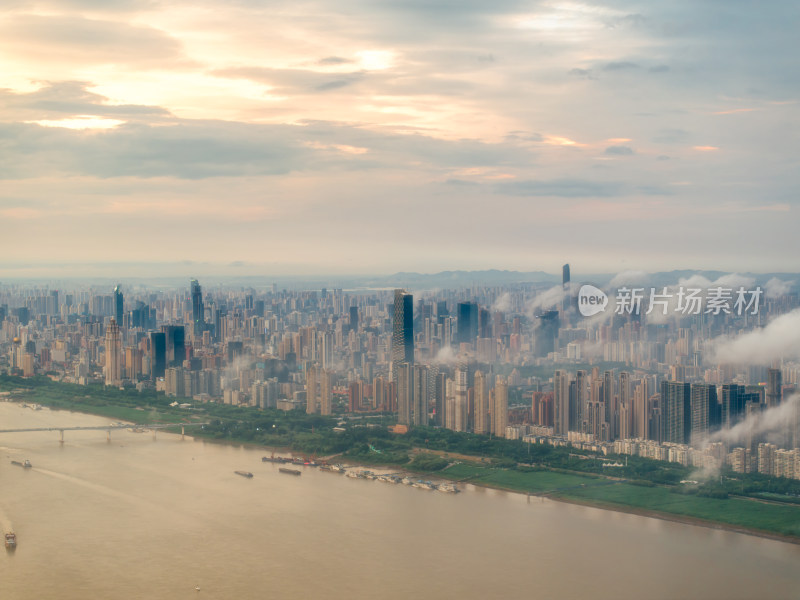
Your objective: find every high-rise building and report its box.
[767,368,782,408]
[554,370,570,436]
[320,369,333,415]
[392,290,414,364]
[720,384,761,432]
[691,383,720,445]
[535,311,559,357]
[113,285,124,326]
[603,370,615,438]
[149,331,166,379]
[456,301,478,346]
[574,369,587,431]
[190,279,205,337]
[661,381,691,444]
[349,305,359,332]
[453,368,468,432]
[494,376,508,438]
[161,325,186,366]
[104,318,122,386]
[618,372,631,441]
[434,372,447,426]
[474,370,489,434]
[413,364,429,426]
[396,362,413,425]
[306,365,317,414]
[585,377,607,440]
[633,379,649,439]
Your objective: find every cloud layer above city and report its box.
[1,1,798,276]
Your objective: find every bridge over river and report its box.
[0,422,207,442]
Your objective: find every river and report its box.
[1,403,798,599]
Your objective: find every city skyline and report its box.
[1,1,798,276]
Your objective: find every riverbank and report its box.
[277,451,800,545]
[550,495,800,547]
[4,380,799,546]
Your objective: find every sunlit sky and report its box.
[1,1,798,278]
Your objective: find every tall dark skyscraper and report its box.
[190,279,204,336]
[661,381,691,444]
[721,384,747,429]
[457,301,478,345]
[349,305,359,332]
[113,284,124,326]
[392,289,414,364]
[562,263,571,315]
[161,325,186,366]
[149,331,166,379]
[535,310,559,357]
[690,383,720,445]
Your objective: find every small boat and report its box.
[438,483,460,493]
[412,480,436,490]
[279,467,301,476]
[5,533,16,550]
[234,471,253,478]
[10,459,31,468]
[262,455,290,463]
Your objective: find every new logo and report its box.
[578,285,608,317]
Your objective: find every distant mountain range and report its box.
[2,267,797,293]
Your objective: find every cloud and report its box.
[316,80,353,91]
[609,270,649,287]
[652,129,691,144]
[1,0,800,273]
[712,273,755,289]
[0,81,171,121]
[433,346,458,365]
[603,61,640,71]
[765,277,794,298]
[212,66,367,94]
[0,103,535,180]
[492,292,511,312]
[525,285,565,315]
[604,145,635,156]
[317,56,353,65]
[0,14,188,67]
[22,0,157,10]
[707,308,800,364]
[494,179,624,198]
[568,68,593,78]
[707,394,800,447]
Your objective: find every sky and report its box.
[1,1,798,278]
